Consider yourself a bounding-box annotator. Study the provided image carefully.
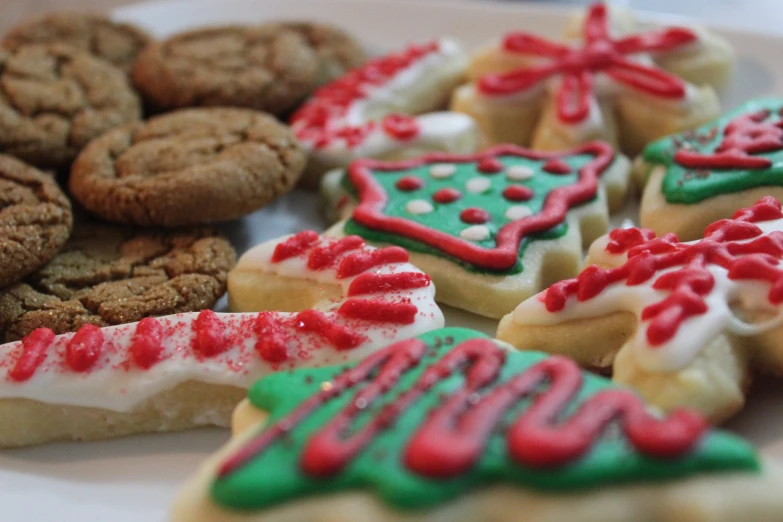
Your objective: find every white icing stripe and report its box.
[511,217,783,372]
[0,235,444,412]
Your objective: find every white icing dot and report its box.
[460,225,490,241]
[430,164,456,179]
[465,177,491,194]
[505,205,533,220]
[406,199,434,215]
[506,165,535,181]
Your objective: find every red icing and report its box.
[296,310,365,351]
[478,3,697,125]
[347,272,431,296]
[65,324,104,372]
[395,176,425,192]
[254,312,289,363]
[338,299,418,324]
[502,185,534,202]
[218,337,706,480]
[272,231,319,263]
[130,318,165,369]
[605,227,657,254]
[336,247,410,279]
[193,310,231,358]
[307,236,365,270]
[432,187,462,204]
[543,159,572,174]
[348,143,615,271]
[544,197,783,345]
[460,208,491,224]
[8,328,54,382]
[290,42,439,149]
[674,110,783,170]
[477,157,504,174]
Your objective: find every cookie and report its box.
[498,197,783,423]
[0,222,235,343]
[291,40,478,188]
[69,108,306,227]
[451,2,732,156]
[131,23,365,114]
[0,44,141,170]
[2,12,152,74]
[228,230,444,344]
[639,98,783,241]
[0,155,72,288]
[172,327,783,522]
[324,143,630,319]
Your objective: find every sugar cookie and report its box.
[499,197,783,422]
[640,98,783,240]
[172,327,783,522]
[323,143,630,318]
[291,39,478,188]
[451,2,731,156]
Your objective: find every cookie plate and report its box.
[2,0,783,520]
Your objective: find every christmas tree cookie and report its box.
[451,2,732,156]
[639,98,783,240]
[323,142,630,318]
[171,327,783,522]
[499,197,783,423]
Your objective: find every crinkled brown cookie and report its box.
[0,44,142,170]
[2,13,152,74]
[69,107,306,227]
[0,154,72,288]
[0,222,236,342]
[130,23,365,114]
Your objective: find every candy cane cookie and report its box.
[323,142,630,319]
[290,39,478,188]
[172,328,783,522]
[499,197,783,423]
[451,2,731,156]
[0,232,443,448]
[639,98,783,241]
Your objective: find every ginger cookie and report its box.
[130,23,365,114]
[0,222,236,343]
[69,107,306,227]
[0,44,142,170]
[0,154,72,288]
[2,12,152,74]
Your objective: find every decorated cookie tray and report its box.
[2,0,783,521]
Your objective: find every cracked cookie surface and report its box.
[70,107,307,227]
[0,222,236,342]
[2,13,152,74]
[0,44,142,170]
[0,155,72,288]
[130,23,365,114]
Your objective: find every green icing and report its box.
[643,98,783,204]
[211,328,760,512]
[342,153,603,275]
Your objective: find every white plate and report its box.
[3,0,783,520]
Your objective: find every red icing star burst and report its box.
[544,197,783,346]
[479,3,698,125]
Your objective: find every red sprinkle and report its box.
[395,176,425,192]
[347,272,431,296]
[192,310,230,358]
[296,310,364,350]
[382,114,420,140]
[8,328,55,382]
[542,159,572,174]
[502,185,534,202]
[477,157,504,174]
[338,299,418,324]
[337,247,409,279]
[460,208,491,224]
[65,324,104,373]
[130,318,166,369]
[432,188,462,204]
[272,231,320,263]
[254,313,289,363]
[308,236,365,270]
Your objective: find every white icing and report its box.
[405,199,434,215]
[430,164,456,179]
[465,177,491,194]
[505,205,533,220]
[0,235,444,412]
[505,165,535,181]
[293,39,478,166]
[512,218,783,373]
[460,225,491,241]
